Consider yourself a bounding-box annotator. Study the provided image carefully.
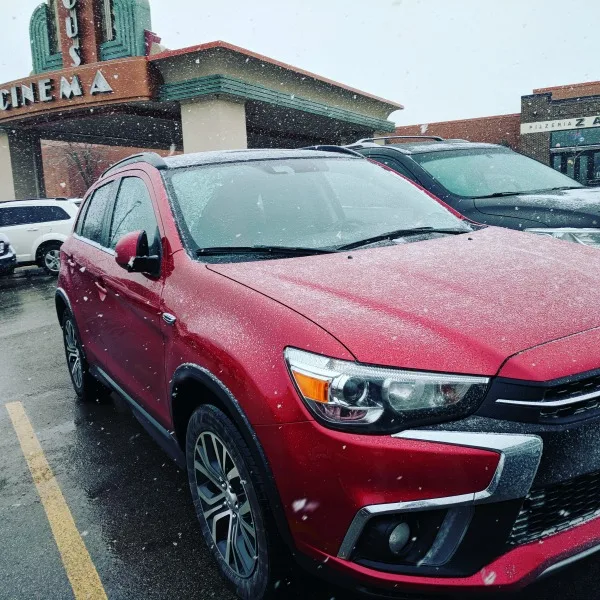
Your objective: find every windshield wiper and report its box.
[337,227,469,250]
[478,185,583,198]
[196,245,335,257]
[477,191,524,198]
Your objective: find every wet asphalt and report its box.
[0,270,597,600]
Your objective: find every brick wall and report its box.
[520,90,600,165]
[392,114,521,149]
[41,141,179,198]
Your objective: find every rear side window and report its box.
[0,206,38,226]
[36,206,71,222]
[109,177,161,254]
[79,183,114,246]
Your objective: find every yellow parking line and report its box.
[6,401,108,600]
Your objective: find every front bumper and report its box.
[257,414,600,595]
[0,251,16,274]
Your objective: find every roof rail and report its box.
[101,152,168,178]
[301,145,365,158]
[353,135,445,145]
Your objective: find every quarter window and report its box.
[80,183,114,245]
[109,178,161,254]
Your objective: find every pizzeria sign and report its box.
[521,115,600,134]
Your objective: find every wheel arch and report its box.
[170,363,297,553]
[55,287,72,326]
[35,236,65,263]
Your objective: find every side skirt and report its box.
[91,365,186,469]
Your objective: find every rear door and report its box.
[0,206,51,262]
[66,182,117,366]
[99,173,167,419]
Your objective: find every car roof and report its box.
[102,148,360,178]
[163,148,358,169]
[350,140,505,155]
[0,198,72,207]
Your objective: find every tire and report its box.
[39,241,62,275]
[61,310,111,403]
[186,405,284,599]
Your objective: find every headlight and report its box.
[284,348,489,433]
[525,228,600,248]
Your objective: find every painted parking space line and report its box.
[6,401,108,600]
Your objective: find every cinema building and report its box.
[0,0,401,200]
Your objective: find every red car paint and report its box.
[57,152,600,597]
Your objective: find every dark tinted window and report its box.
[0,206,38,226]
[80,183,114,245]
[370,155,415,179]
[38,206,71,222]
[109,178,160,254]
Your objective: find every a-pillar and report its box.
[0,130,16,201]
[180,97,248,153]
[7,130,46,199]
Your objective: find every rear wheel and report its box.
[186,405,284,599]
[39,241,62,275]
[62,310,111,402]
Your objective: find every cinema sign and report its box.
[0,57,156,123]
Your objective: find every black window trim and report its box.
[105,173,164,276]
[75,180,118,253]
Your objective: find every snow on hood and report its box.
[208,227,600,377]
[475,186,600,225]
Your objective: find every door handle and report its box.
[95,280,108,295]
[26,228,39,232]
[162,313,177,325]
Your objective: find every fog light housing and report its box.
[388,522,411,555]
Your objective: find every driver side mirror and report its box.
[114,230,160,277]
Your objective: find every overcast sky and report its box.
[0,0,596,125]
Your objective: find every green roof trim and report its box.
[30,3,63,74]
[160,75,395,132]
[100,0,152,61]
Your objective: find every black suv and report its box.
[348,137,600,248]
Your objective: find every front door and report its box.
[67,181,117,366]
[0,205,51,262]
[99,173,167,420]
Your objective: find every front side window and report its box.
[165,157,466,252]
[109,177,161,254]
[412,148,583,198]
[36,206,71,223]
[80,183,114,245]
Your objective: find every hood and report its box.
[208,227,600,377]
[474,186,600,227]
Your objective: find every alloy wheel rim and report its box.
[64,320,83,390]
[194,431,258,578]
[45,249,60,273]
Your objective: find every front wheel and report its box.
[186,405,283,599]
[39,241,62,275]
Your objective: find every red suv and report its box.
[57,149,600,599]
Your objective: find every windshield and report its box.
[165,157,467,252]
[412,148,583,197]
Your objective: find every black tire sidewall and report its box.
[40,242,62,275]
[186,405,272,600]
[62,311,85,398]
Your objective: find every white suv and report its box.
[0,199,79,275]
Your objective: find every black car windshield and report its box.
[412,148,583,198]
[165,157,468,253]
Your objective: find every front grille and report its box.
[540,373,600,420]
[508,469,600,546]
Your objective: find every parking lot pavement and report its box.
[0,270,598,600]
